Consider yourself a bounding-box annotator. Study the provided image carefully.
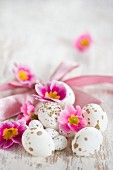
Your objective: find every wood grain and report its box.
[0,0,113,169]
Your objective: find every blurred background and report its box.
[0,0,113,83]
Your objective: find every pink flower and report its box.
[0,120,26,150]
[73,33,92,52]
[12,64,36,85]
[34,80,67,102]
[58,105,87,133]
[18,101,37,125]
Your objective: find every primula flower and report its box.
[58,105,87,133]
[73,33,92,52]
[34,80,67,102]
[18,101,37,125]
[12,64,36,85]
[0,120,26,149]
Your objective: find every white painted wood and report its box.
[0,0,113,169]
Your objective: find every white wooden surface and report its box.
[0,0,113,169]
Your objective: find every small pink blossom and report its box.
[73,33,92,52]
[0,120,26,150]
[58,105,87,133]
[12,64,36,85]
[34,80,67,102]
[18,101,37,125]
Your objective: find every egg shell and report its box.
[29,120,43,129]
[60,82,75,105]
[53,135,68,150]
[83,104,108,132]
[35,102,43,114]
[22,127,55,157]
[45,128,59,139]
[72,127,103,156]
[38,102,62,130]
[59,129,75,138]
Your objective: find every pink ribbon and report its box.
[0,80,34,92]
[0,80,35,121]
[50,61,113,107]
[0,91,35,121]
[0,61,113,121]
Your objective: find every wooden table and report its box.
[0,0,113,169]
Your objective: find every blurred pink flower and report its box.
[58,105,87,133]
[12,64,36,85]
[21,101,35,115]
[18,101,37,125]
[73,33,92,52]
[34,80,67,102]
[0,120,26,150]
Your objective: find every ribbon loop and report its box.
[50,61,79,81]
[64,75,113,87]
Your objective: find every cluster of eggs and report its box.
[22,83,108,157]
[22,120,68,157]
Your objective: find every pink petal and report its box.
[59,123,71,133]
[17,114,24,120]
[21,104,28,115]
[57,88,67,100]
[65,105,76,114]
[35,83,46,96]
[45,83,51,92]
[11,121,20,128]
[51,81,67,100]
[75,105,84,116]
[3,140,13,149]
[68,117,87,132]
[12,136,22,145]
[33,94,54,102]
[68,124,79,132]
[78,117,87,126]
[27,105,34,114]
[51,80,61,92]
[58,110,70,124]
[18,116,30,126]
[0,140,5,147]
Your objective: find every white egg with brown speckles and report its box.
[38,102,62,130]
[72,127,103,156]
[22,127,55,157]
[45,128,59,139]
[53,135,68,150]
[29,120,43,129]
[83,104,108,132]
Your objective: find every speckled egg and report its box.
[72,127,103,156]
[59,129,75,138]
[38,102,62,130]
[29,120,43,129]
[83,104,108,132]
[22,127,55,157]
[45,128,59,139]
[60,82,75,105]
[53,135,68,150]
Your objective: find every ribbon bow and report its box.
[0,61,113,121]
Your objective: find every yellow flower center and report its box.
[3,128,18,140]
[18,71,28,81]
[68,114,79,126]
[45,91,60,100]
[81,39,89,46]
